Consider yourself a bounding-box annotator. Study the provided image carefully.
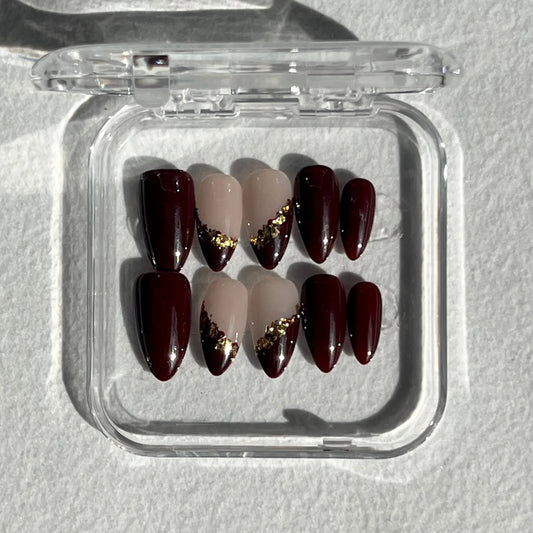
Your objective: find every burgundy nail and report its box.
[200,278,248,376]
[140,169,195,271]
[249,278,300,378]
[243,169,293,270]
[136,272,191,381]
[301,274,346,373]
[294,165,339,263]
[347,282,382,364]
[340,178,376,260]
[196,173,242,272]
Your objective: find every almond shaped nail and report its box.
[249,277,300,378]
[140,169,195,271]
[294,165,339,263]
[347,281,382,364]
[301,274,346,373]
[243,169,293,270]
[340,178,376,260]
[195,173,242,271]
[200,278,248,376]
[136,272,191,381]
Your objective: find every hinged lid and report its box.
[32,42,461,110]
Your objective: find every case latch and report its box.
[132,54,171,108]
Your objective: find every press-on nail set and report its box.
[136,166,381,380]
[32,41,461,457]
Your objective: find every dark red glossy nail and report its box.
[300,274,346,373]
[136,272,191,381]
[347,282,382,364]
[140,169,195,271]
[294,165,339,263]
[340,178,376,260]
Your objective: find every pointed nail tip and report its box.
[315,358,337,373]
[256,256,279,270]
[155,265,183,272]
[206,245,236,271]
[310,254,327,264]
[206,365,228,376]
[263,367,285,379]
[257,353,288,378]
[208,261,226,272]
[151,369,177,382]
[204,351,234,376]
[355,352,374,365]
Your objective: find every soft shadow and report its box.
[278,152,317,181]
[230,158,271,185]
[187,163,222,181]
[119,257,152,372]
[337,271,365,291]
[285,261,324,290]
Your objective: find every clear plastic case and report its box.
[32,41,461,457]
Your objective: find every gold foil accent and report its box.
[196,212,238,250]
[216,337,238,359]
[250,200,291,250]
[255,305,300,352]
[200,303,239,360]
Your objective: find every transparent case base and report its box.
[87,97,447,458]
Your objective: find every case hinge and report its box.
[132,54,171,108]
[155,92,376,117]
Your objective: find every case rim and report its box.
[32,41,461,109]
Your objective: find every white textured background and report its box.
[0,1,532,532]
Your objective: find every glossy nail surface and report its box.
[136,272,191,381]
[200,278,248,376]
[140,169,195,271]
[340,178,376,260]
[249,277,300,378]
[196,173,242,271]
[301,274,346,373]
[347,282,382,364]
[243,169,293,269]
[294,165,339,263]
